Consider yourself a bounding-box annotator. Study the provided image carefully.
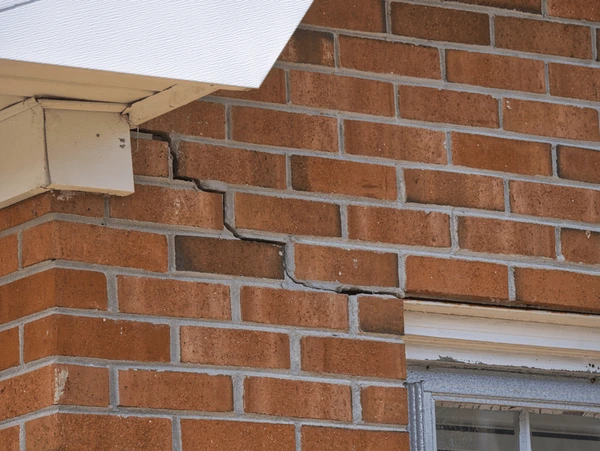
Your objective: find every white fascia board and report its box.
[404,300,600,374]
[0,0,313,89]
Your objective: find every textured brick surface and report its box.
[451,0,541,13]
[561,229,600,265]
[0,328,19,371]
[141,100,224,138]
[302,0,385,32]
[548,0,600,21]
[302,426,410,451]
[361,386,409,425]
[0,426,19,451]
[358,296,404,336]
[0,234,19,277]
[215,69,286,104]
[279,29,335,66]
[557,146,600,184]
[131,138,169,177]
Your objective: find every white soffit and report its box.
[404,300,600,374]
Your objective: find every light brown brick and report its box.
[301,336,405,379]
[550,64,600,103]
[451,133,552,176]
[348,205,451,247]
[510,181,600,223]
[404,169,505,211]
[446,50,545,93]
[181,420,295,451]
[119,370,233,412]
[0,426,19,451]
[339,35,440,79]
[26,414,172,451]
[361,386,409,425]
[232,106,338,152]
[245,377,352,421]
[0,328,19,371]
[561,229,600,265]
[175,236,284,279]
[235,193,341,237]
[215,69,286,103]
[118,276,231,320]
[405,256,509,302]
[294,244,399,288]
[279,29,335,66]
[515,268,600,313]
[0,234,18,277]
[140,100,225,138]
[22,221,168,272]
[241,286,348,330]
[131,138,169,177]
[290,70,395,116]
[110,184,223,229]
[392,3,490,45]
[0,268,107,325]
[291,156,397,200]
[181,326,289,369]
[558,146,600,184]
[495,16,591,59]
[458,217,556,258]
[176,142,287,189]
[358,296,404,336]
[24,315,170,362]
[302,0,384,32]
[399,86,499,128]
[302,426,410,451]
[447,0,541,13]
[344,120,447,164]
[548,0,600,21]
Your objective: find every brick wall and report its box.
[2,0,600,449]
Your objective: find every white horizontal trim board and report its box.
[404,300,600,373]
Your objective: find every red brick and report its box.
[339,35,440,79]
[561,229,600,265]
[234,193,341,237]
[131,138,169,177]
[294,244,399,288]
[344,120,447,164]
[550,64,600,103]
[118,276,230,320]
[0,328,19,371]
[446,50,545,93]
[110,184,223,229]
[458,217,556,258]
[399,86,499,128]
[302,426,410,451]
[0,268,107,325]
[447,0,541,13]
[181,420,295,451]
[348,205,451,248]
[0,191,104,233]
[26,414,172,451]
[558,146,600,184]
[0,426,19,451]
[119,370,233,411]
[175,236,284,279]
[290,70,395,116]
[361,386,409,425]
[140,100,225,138]
[176,142,286,189]
[279,29,335,66]
[181,326,289,369]
[24,315,170,362]
[495,17,591,59]
[215,69,286,103]
[302,0,384,32]
[548,0,600,21]
[232,106,338,152]
[510,181,600,223]
[245,377,351,421]
[291,156,397,200]
[0,365,109,421]
[22,221,168,272]
[358,296,404,336]
[451,133,552,176]
[0,234,18,277]
[392,3,490,45]
[301,336,405,379]
[404,169,505,211]
[515,268,600,313]
[405,256,509,302]
[241,286,348,330]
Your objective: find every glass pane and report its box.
[531,412,600,451]
[436,406,518,451]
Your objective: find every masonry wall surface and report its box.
[2,0,600,449]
